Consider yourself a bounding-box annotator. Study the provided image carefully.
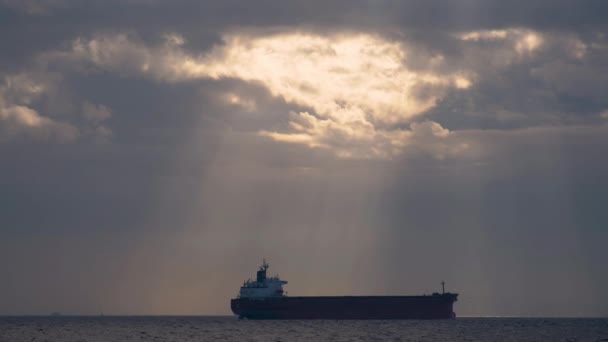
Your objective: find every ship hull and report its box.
[231,294,457,320]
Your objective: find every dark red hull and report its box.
[231,293,458,320]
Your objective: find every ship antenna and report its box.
[441,281,445,294]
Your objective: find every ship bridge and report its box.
[238,260,288,298]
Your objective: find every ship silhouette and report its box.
[231,260,458,320]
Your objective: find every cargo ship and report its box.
[230,260,458,320]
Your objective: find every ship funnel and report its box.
[256,269,266,283]
[256,260,268,283]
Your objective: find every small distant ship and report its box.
[230,260,458,320]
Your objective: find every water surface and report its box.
[1,316,607,341]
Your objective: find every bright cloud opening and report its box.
[52,32,476,159]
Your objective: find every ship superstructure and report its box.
[238,259,287,298]
[231,260,458,320]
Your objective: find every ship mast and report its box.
[441,281,445,294]
[260,259,269,272]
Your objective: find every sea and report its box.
[1,316,607,342]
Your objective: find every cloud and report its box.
[0,73,79,142]
[259,112,468,160]
[81,101,113,142]
[458,28,542,55]
[23,21,608,158]
[83,102,112,123]
[48,32,475,158]
[221,92,257,112]
[0,64,118,144]
[44,33,193,81]
[416,28,608,131]
[0,104,78,142]
[1,0,66,15]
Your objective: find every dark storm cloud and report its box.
[2,0,608,67]
[5,0,608,30]
[1,0,608,316]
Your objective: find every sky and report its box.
[1,0,607,317]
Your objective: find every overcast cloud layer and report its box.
[1,0,608,316]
